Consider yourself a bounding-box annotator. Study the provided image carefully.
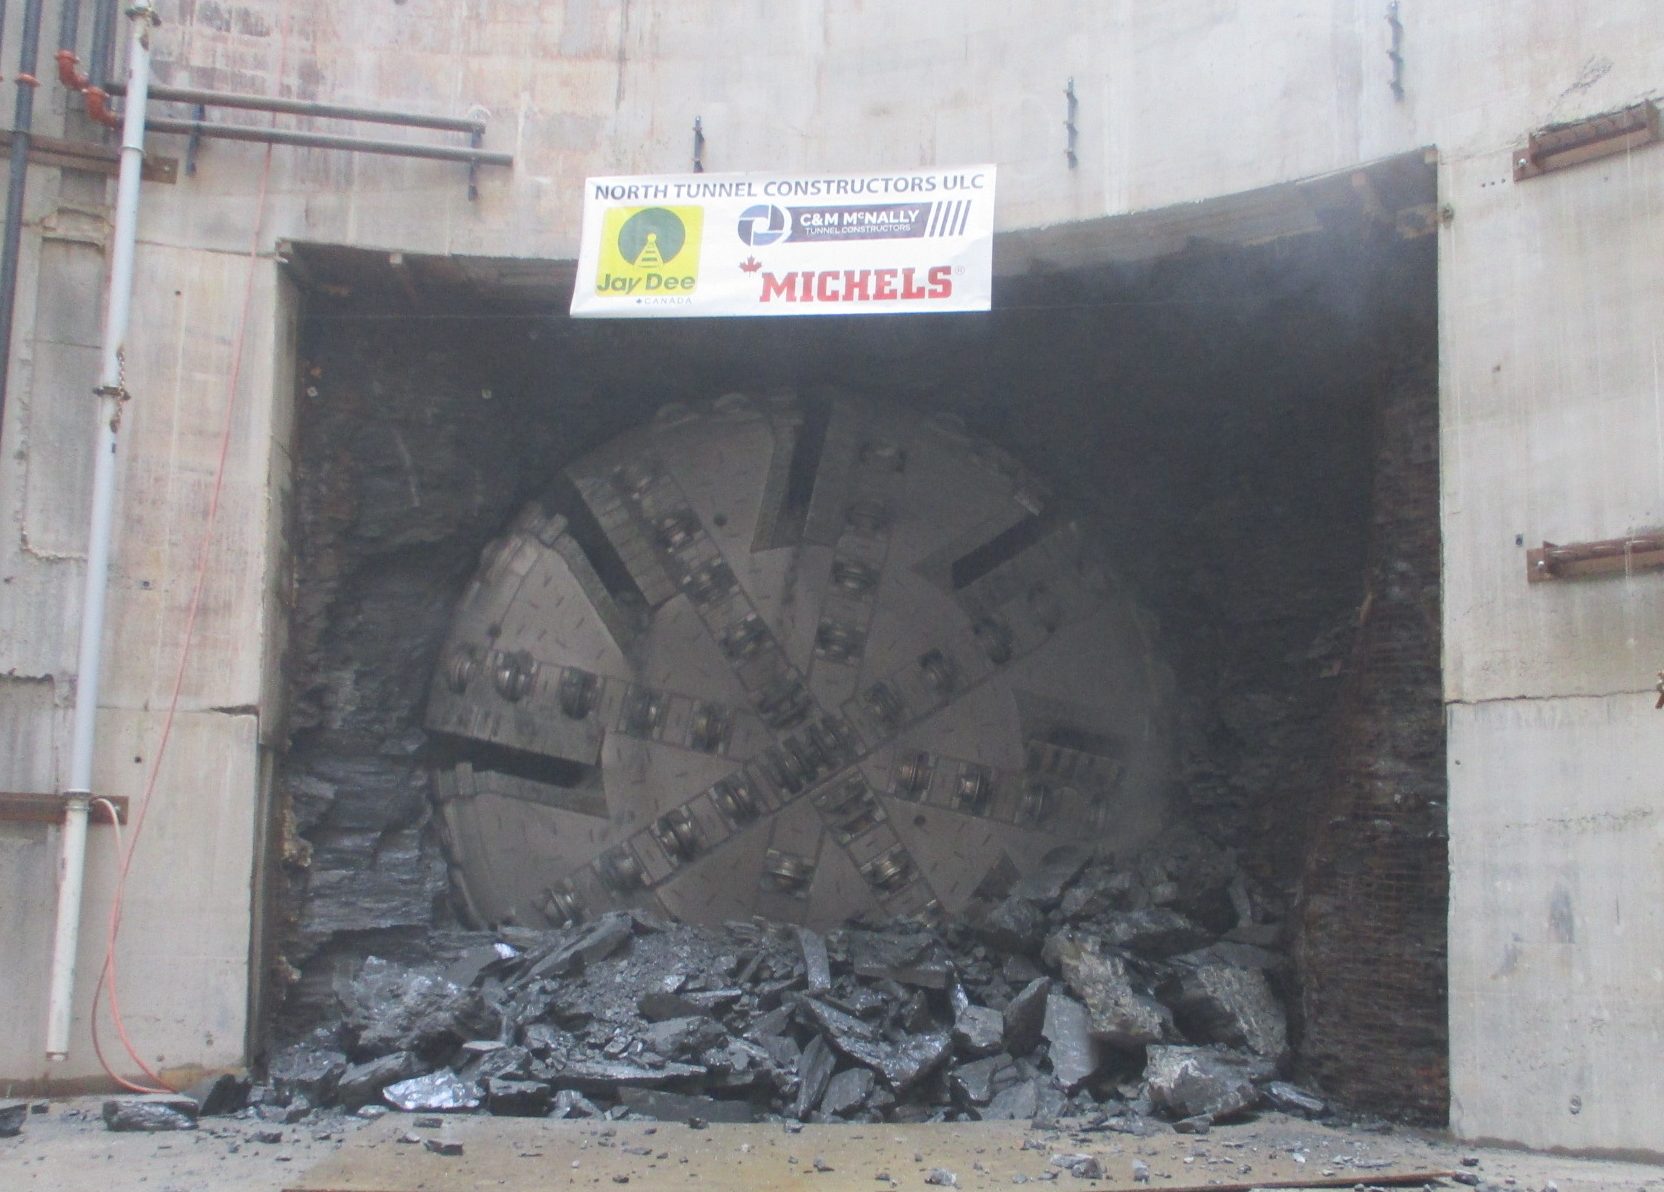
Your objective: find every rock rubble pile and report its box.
[254,830,1326,1133]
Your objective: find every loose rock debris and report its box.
[253,830,1331,1135]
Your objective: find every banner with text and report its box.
[570,165,995,319]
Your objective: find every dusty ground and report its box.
[2,1099,1661,1192]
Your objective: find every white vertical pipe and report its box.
[46,0,157,1063]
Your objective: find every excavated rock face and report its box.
[426,393,1174,930]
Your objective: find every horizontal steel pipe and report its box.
[111,81,486,134]
[145,118,512,166]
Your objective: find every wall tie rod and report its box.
[144,117,512,166]
[105,81,486,135]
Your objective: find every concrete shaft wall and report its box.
[0,0,1659,1154]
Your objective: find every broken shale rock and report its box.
[801,998,952,1092]
[952,1004,1005,1057]
[821,1067,877,1117]
[1168,962,1288,1061]
[618,1087,755,1123]
[1040,991,1102,1091]
[1142,1044,1264,1121]
[382,1070,481,1113]
[972,896,1048,954]
[1045,932,1173,1048]
[845,929,952,989]
[268,1044,349,1105]
[484,1077,552,1117]
[102,1096,199,1133]
[338,1051,425,1109]
[795,1034,836,1119]
[182,1072,251,1117]
[1003,976,1051,1055]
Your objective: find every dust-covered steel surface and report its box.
[426,394,1172,930]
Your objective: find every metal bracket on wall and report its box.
[1386,2,1405,101]
[692,116,705,173]
[1514,101,1660,181]
[106,81,508,200]
[185,103,206,176]
[1063,78,1079,168]
[1527,533,1664,583]
[0,793,129,825]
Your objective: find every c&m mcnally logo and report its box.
[595,206,704,298]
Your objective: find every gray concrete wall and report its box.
[1,0,1660,1154]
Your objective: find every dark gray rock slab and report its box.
[1003,977,1051,1055]
[182,1072,250,1117]
[1142,1045,1262,1121]
[338,956,485,1060]
[948,1055,1018,1108]
[554,1058,705,1095]
[845,930,952,989]
[972,896,1047,954]
[484,1077,552,1117]
[1100,908,1212,959]
[102,1096,199,1133]
[1046,933,1172,1048]
[952,1005,1005,1057]
[641,1015,727,1061]
[1040,992,1101,1091]
[338,1051,424,1109]
[637,990,709,1022]
[268,1044,349,1104]
[551,1089,603,1118]
[795,926,832,994]
[801,998,952,1092]
[794,1034,836,1119]
[821,1067,876,1117]
[382,1070,482,1112]
[1169,963,1288,1061]
[618,1087,755,1123]
[0,1101,27,1137]
[524,912,634,980]
[982,1077,1064,1124]
[1263,1080,1328,1117]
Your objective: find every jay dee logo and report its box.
[595,206,704,296]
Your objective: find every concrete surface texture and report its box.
[0,0,1659,1160]
[4,1100,1664,1192]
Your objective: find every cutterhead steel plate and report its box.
[427,393,1172,928]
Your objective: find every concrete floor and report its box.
[3,1100,1661,1192]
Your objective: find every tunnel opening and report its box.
[272,155,1445,1124]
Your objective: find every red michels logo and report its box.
[759,266,954,303]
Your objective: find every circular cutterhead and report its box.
[427,393,1171,930]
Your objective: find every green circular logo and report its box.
[617,208,686,267]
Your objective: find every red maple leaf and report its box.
[738,256,762,273]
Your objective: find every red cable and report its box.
[89,5,289,1093]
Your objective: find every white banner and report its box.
[570,165,995,319]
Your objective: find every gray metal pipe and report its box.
[145,117,513,166]
[89,0,115,86]
[110,81,486,135]
[48,0,157,1064]
[58,0,83,61]
[0,0,48,439]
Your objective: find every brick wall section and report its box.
[1297,344,1448,1123]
